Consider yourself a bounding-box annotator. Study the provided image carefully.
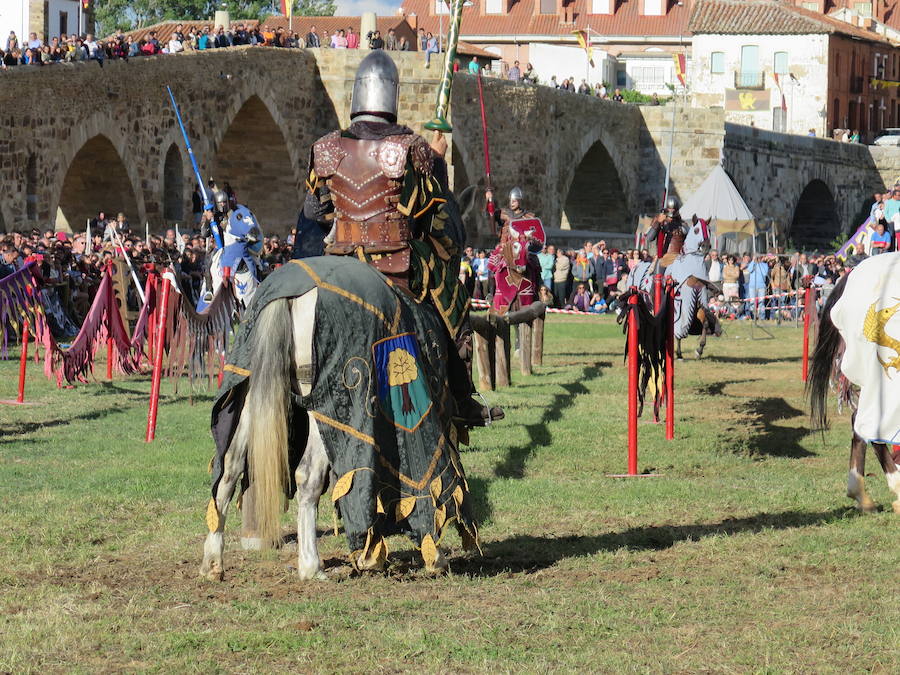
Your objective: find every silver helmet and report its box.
[213,190,228,213]
[665,196,679,213]
[509,186,524,207]
[350,51,399,122]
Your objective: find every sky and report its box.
[335,0,403,16]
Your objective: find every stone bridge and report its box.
[1,46,894,249]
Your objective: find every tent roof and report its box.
[679,164,756,236]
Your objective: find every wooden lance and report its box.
[424,0,466,132]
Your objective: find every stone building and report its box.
[690,0,900,139]
[0,0,93,44]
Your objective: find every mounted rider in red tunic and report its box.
[485,186,546,314]
[301,51,502,427]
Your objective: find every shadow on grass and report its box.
[454,507,852,576]
[492,362,609,480]
[0,405,123,441]
[709,355,800,365]
[694,378,760,397]
[737,396,814,458]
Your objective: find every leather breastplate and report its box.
[313,133,416,255]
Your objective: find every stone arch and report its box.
[211,93,302,235]
[26,155,38,222]
[790,179,840,249]
[51,113,146,231]
[162,144,185,223]
[561,138,630,231]
[57,135,141,231]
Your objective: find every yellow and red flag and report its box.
[280,0,291,17]
[673,53,686,87]
[572,29,594,68]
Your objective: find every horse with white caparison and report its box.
[199,256,480,581]
[627,216,721,359]
[808,252,900,513]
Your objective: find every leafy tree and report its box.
[94,0,332,35]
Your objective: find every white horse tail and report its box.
[247,297,293,548]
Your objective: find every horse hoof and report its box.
[892,500,900,515]
[857,498,878,513]
[297,567,328,581]
[199,559,224,581]
[694,350,702,359]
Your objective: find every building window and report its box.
[485,0,502,12]
[710,51,724,74]
[59,11,68,36]
[834,52,841,79]
[592,0,612,13]
[435,0,450,14]
[616,69,627,87]
[774,51,788,75]
[643,0,663,16]
[631,66,666,87]
[540,0,555,14]
[855,2,872,17]
[832,98,840,131]
[801,1,818,9]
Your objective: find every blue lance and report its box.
[166,85,223,249]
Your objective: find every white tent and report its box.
[679,164,757,252]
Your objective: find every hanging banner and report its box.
[870,77,900,89]
[673,53,686,87]
[572,29,594,68]
[725,88,770,111]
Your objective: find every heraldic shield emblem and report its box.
[373,333,434,432]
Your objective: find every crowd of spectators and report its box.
[0,212,294,338]
[458,240,860,319]
[0,21,431,69]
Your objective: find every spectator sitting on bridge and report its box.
[612,88,624,102]
[346,27,359,49]
[27,32,42,50]
[578,79,590,94]
[522,63,536,83]
[871,221,892,254]
[424,33,438,66]
[214,26,231,49]
[232,24,248,46]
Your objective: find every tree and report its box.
[292,0,337,16]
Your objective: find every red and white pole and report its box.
[146,275,172,442]
[665,276,675,441]
[801,286,812,382]
[627,289,639,476]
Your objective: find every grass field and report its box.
[1,316,898,673]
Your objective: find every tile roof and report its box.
[689,0,899,44]
[399,0,691,38]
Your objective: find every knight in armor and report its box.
[301,51,503,427]
[646,196,688,273]
[482,186,545,312]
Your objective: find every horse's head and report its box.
[226,205,264,255]
[684,216,711,255]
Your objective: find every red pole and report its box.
[653,272,663,314]
[627,289,639,476]
[476,73,495,218]
[16,320,30,403]
[801,286,811,382]
[665,277,675,441]
[106,263,115,379]
[146,276,172,442]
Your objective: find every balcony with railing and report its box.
[734,70,765,90]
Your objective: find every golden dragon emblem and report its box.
[863,300,900,374]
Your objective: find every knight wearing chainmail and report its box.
[647,197,688,269]
[300,51,502,427]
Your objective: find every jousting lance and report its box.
[166,86,223,249]
[424,0,466,132]
[476,72,495,218]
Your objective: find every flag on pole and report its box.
[572,29,594,68]
[773,72,787,112]
[673,53,686,88]
[280,0,291,16]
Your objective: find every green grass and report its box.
[1,317,898,673]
